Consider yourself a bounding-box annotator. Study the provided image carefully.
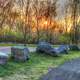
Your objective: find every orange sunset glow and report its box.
[0,0,80,44]
[18,13,80,33]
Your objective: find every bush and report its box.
[58,33,70,44]
[69,45,80,51]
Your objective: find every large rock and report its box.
[0,52,8,65]
[54,45,69,54]
[11,46,30,62]
[40,58,80,80]
[69,45,80,51]
[36,42,69,56]
[36,42,58,57]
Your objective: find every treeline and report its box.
[0,0,80,44]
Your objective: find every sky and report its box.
[57,0,69,20]
[13,0,70,20]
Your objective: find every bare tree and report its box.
[0,0,13,29]
[70,0,80,44]
[45,0,57,43]
[16,0,30,45]
[64,1,69,33]
[33,0,40,43]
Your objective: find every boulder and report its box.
[0,52,8,65]
[11,46,30,62]
[40,58,80,80]
[36,42,58,57]
[54,45,69,54]
[69,45,80,51]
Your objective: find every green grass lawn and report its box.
[0,43,17,46]
[0,43,59,47]
[0,51,80,80]
[0,43,37,47]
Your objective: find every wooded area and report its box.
[0,0,80,44]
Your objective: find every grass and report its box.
[0,51,80,80]
[0,43,59,47]
[0,43,17,46]
[0,43,60,47]
[0,43,37,47]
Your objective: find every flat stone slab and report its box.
[0,47,11,55]
[0,47,36,54]
[0,52,9,65]
[28,47,36,52]
[41,58,80,80]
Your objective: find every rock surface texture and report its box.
[53,45,69,54]
[69,45,80,51]
[36,42,69,56]
[11,46,30,62]
[40,58,80,80]
[0,52,8,65]
[36,42,58,57]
